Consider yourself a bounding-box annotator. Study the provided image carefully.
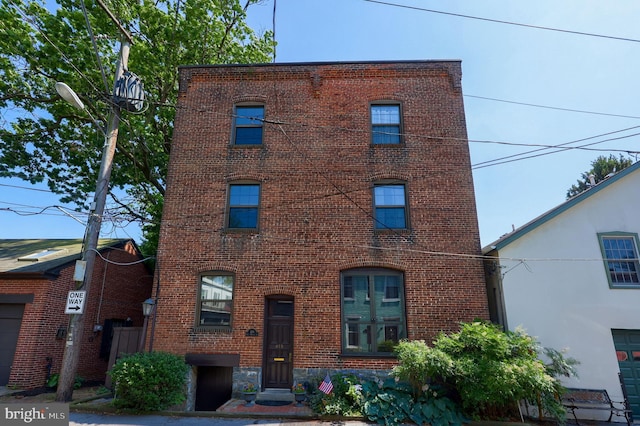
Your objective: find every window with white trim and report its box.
[373,183,408,229]
[371,103,401,144]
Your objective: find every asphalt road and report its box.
[70,412,373,426]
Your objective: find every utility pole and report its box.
[56,2,133,402]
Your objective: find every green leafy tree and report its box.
[0,0,274,255]
[566,154,633,199]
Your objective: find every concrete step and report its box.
[257,388,294,402]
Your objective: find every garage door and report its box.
[0,304,25,385]
[612,329,640,417]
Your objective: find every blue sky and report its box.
[2,0,639,246]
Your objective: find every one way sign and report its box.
[65,290,86,314]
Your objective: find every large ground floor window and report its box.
[341,268,406,355]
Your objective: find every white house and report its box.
[483,161,640,420]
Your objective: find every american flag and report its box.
[318,373,333,394]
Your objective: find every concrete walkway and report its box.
[70,411,373,426]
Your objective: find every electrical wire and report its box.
[89,247,154,265]
[79,0,110,94]
[465,95,640,120]
[472,125,640,168]
[362,0,640,43]
[9,2,106,102]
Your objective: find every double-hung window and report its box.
[371,103,401,144]
[341,268,406,354]
[233,105,264,145]
[227,183,260,229]
[599,233,640,287]
[198,273,234,328]
[373,183,407,229]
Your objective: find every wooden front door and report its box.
[263,297,294,389]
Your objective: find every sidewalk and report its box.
[216,398,315,418]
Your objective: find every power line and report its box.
[473,129,640,169]
[465,95,640,120]
[362,0,640,43]
[9,2,106,100]
[0,182,55,193]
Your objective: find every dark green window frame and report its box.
[340,268,406,355]
[233,105,264,145]
[227,182,261,230]
[598,232,640,288]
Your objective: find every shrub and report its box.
[109,351,189,411]
[308,372,463,426]
[397,321,567,421]
[309,373,363,416]
[362,378,464,426]
[46,373,84,389]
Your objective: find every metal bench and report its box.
[561,387,632,426]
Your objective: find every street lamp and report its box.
[139,298,155,352]
[55,82,85,110]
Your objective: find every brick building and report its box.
[0,239,153,389]
[154,60,489,410]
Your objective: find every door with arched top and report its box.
[263,296,294,389]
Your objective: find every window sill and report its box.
[192,326,232,333]
[340,352,397,359]
[230,144,264,148]
[224,228,260,234]
[609,284,640,289]
[373,228,411,234]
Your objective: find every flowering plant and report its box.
[242,383,258,393]
[292,383,306,393]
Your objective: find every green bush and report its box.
[393,321,568,421]
[309,373,363,416]
[109,351,189,411]
[362,378,464,426]
[46,373,84,389]
[308,372,463,426]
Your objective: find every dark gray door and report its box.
[612,329,640,416]
[0,304,25,385]
[263,297,294,389]
[195,366,232,411]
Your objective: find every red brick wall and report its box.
[156,61,488,371]
[1,240,152,389]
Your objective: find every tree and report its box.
[566,154,633,199]
[0,0,274,256]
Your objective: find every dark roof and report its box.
[0,239,131,276]
[483,161,640,253]
[178,59,463,71]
